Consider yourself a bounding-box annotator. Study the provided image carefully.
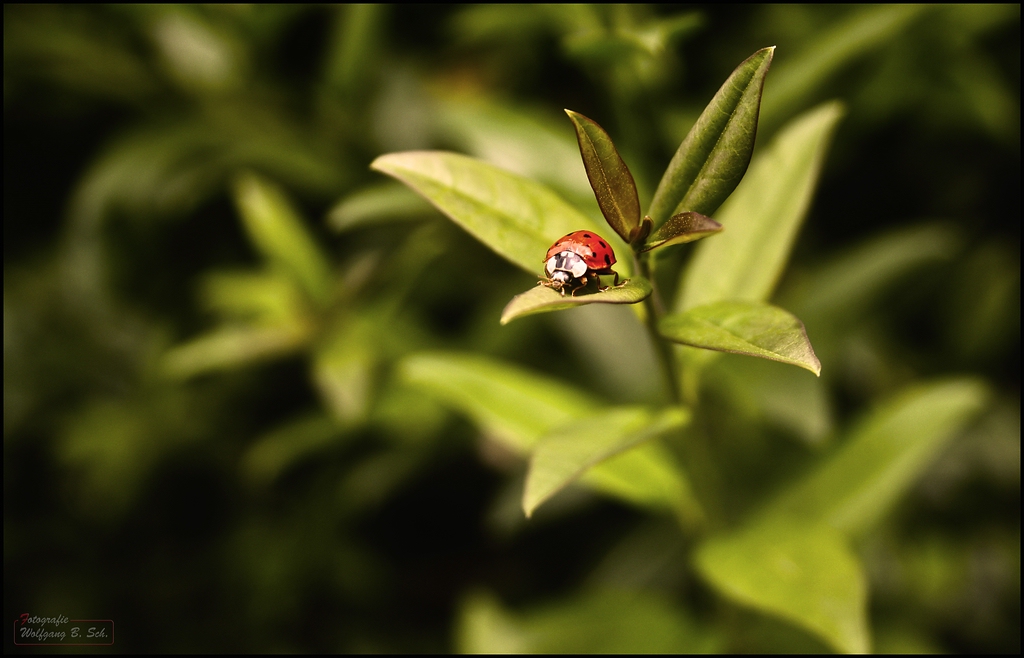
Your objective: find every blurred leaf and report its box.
[501,278,652,325]
[694,519,869,653]
[582,441,703,525]
[775,223,961,375]
[677,102,844,311]
[551,304,663,403]
[241,413,343,486]
[451,5,587,46]
[760,379,990,535]
[369,381,449,445]
[69,116,343,230]
[641,211,722,252]
[312,320,377,426]
[943,241,1020,363]
[4,5,158,105]
[780,223,960,327]
[648,47,774,225]
[323,4,383,97]
[57,390,203,518]
[431,96,596,208]
[326,182,435,232]
[523,406,689,517]
[399,352,598,454]
[708,356,833,447]
[660,301,821,376]
[761,5,928,130]
[456,589,718,653]
[161,325,308,380]
[146,6,247,93]
[371,151,601,276]
[566,110,641,241]
[401,352,699,519]
[200,270,305,325]
[233,172,333,308]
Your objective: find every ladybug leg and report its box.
[570,276,589,297]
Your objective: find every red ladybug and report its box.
[541,230,620,295]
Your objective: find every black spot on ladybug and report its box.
[583,233,591,238]
[598,241,606,248]
[604,255,611,265]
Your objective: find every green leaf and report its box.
[641,211,722,252]
[200,270,306,325]
[659,301,820,376]
[432,96,596,208]
[400,353,700,519]
[371,151,602,276]
[399,352,599,454]
[501,278,652,325]
[326,182,436,232]
[241,414,343,486]
[760,5,928,131]
[311,320,376,426]
[708,356,833,447]
[523,406,690,517]
[779,222,960,328]
[648,47,774,225]
[775,222,960,371]
[322,4,383,97]
[161,325,309,380]
[456,589,719,654]
[565,110,641,241]
[694,519,869,654]
[760,379,990,535]
[676,102,844,312]
[582,442,703,524]
[233,172,333,308]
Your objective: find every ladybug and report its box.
[541,230,621,295]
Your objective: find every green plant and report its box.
[372,48,989,653]
[5,5,1016,654]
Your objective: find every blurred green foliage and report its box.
[4,4,1018,653]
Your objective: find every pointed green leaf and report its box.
[641,211,722,252]
[523,407,690,517]
[694,519,869,654]
[371,151,601,276]
[677,102,844,312]
[501,278,652,325]
[233,173,333,308]
[399,352,599,453]
[760,379,990,535]
[659,301,820,376]
[648,47,774,225]
[565,110,641,241]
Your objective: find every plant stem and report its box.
[637,253,680,405]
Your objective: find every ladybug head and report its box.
[545,250,588,286]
